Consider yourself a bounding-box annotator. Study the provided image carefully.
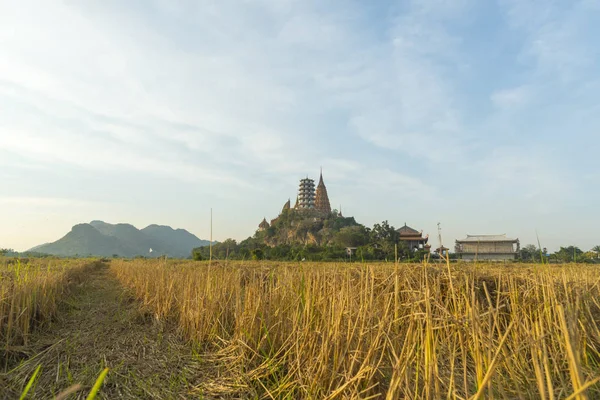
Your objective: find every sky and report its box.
[1,0,599,252]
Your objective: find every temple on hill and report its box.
[257,169,335,232]
[397,224,430,251]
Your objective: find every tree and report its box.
[520,244,540,262]
[370,221,399,244]
[593,246,600,259]
[192,248,204,261]
[251,248,264,261]
[333,226,369,248]
[396,241,411,260]
[369,221,400,260]
[356,244,384,261]
[554,246,584,263]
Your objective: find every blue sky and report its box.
[1,0,599,252]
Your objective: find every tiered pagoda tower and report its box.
[315,170,331,213]
[297,178,315,209]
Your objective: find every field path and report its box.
[1,261,210,399]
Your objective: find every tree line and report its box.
[520,244,600,263]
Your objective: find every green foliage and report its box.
[251,248,264,260]
[554,246,584,263]
[520,244,542,262]
[370,220,399,244]
[593,246,600,259]
[332,226,369,248]
[192,248,204,261]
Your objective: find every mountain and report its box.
[30,221,209,258]
[27,243,50,252]
[142,224,210,257]
[32,223,131,257]
[90,221,167,255]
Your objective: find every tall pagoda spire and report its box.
[315,168,331,214]
[282,198,291,212]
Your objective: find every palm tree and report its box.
[593,245,600,259]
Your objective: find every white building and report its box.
[455,234,520,261]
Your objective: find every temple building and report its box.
[315,170,332,214]
[455,234,520,261]
[295,170,332,214]
[396,224,430,251]
[258,218,270,231]
[297,178,316,209]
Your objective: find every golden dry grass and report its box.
[111,259,600,399]
[0,257,90,354]
[1,262,210,399]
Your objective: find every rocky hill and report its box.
[256,208,362,247]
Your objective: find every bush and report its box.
[192,249,204,261]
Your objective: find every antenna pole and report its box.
[437,222,442,262]
[209,208,213,265]
[437,222,451,267]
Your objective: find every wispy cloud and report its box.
[0,196,105,208]
[500,0,597,83]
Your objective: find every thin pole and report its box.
[209,208,213,264]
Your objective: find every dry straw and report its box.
[111,259,600,399]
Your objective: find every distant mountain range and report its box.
[29,220,211,258]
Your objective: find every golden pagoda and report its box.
[315,169,331,214]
